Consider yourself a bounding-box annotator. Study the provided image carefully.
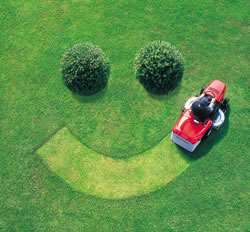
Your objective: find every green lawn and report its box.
[1,1,249,231]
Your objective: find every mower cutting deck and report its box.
[171,80,229,152]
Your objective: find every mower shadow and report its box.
[178,108,231,161]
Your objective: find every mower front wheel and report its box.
[199,87,205,95]
[221,98,230,113]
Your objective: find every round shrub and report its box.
[61,43,110,95]
[134,41,184,95]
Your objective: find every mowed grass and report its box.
[1,0,250,231]
[37,127,189,199]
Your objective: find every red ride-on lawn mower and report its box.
[171,80,229,152]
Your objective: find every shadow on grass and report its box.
[149,83,182,101]
[71,85,108,103]
[178,108,231,161]
[147,80,181,101]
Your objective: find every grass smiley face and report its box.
[37,41,187,199]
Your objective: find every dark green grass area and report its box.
[0,1,250,231]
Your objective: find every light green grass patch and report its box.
[37,127,189,199]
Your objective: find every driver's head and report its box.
[191,96,212,122]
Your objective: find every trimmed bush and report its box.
[61,43,110,95]
[134,41,184,95]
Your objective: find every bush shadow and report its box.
[148,80,183,101]
[177,108,231,161]
[71,85,108,103]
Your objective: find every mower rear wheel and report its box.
[202,128,212,140]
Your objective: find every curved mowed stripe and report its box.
[37,127,190,199]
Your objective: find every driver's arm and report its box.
[208,98,215,112]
